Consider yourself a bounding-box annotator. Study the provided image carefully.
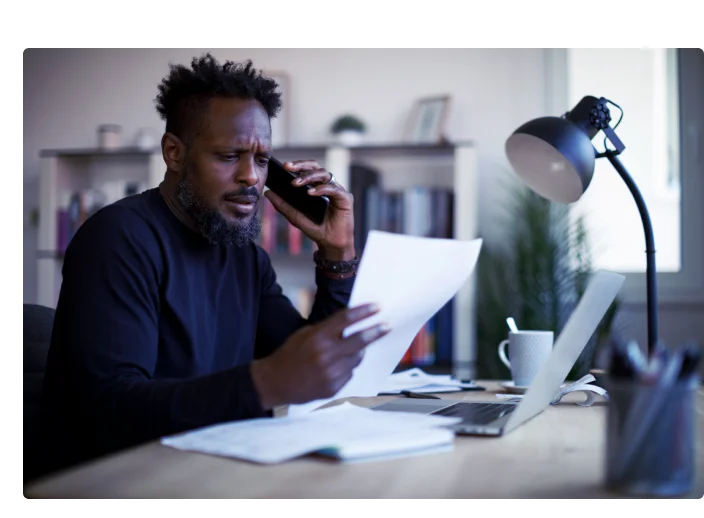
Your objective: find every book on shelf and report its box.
[57,190,101,254]
[400,299,454,367]
[349,163,380,254]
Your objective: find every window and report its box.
[566,48,681,273]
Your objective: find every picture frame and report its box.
[403,95,451,144]
[265,71,290,148]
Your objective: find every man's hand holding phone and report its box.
[265,158,356,261]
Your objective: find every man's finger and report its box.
[338,322,391,357]
[284,160,320,172]
[325,353,364,391]
[307,185,353,210]
[321,304,381,336]
[314,321,387,368]
[292,169,333,187]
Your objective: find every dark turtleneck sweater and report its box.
[41,187,354,473]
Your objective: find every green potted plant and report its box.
[330,114,366,146]
[476,180,623,381]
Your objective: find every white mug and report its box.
[497,331,554,387]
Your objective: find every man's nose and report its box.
[235,159,260,187]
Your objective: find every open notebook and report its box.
[161,402,461,464]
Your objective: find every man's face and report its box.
[176,97,271,245]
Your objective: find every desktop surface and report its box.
[24,381,704,499]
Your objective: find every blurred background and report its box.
[23,48,704,379]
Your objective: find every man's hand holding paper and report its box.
[289,230,482,416]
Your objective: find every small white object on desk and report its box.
[161,402,461,465]
[496,374,608,406]
[379,367,479,394]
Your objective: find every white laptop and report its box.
[371,270,625,436]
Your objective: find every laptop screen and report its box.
[503,270,625,433]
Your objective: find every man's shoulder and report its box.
[70,190,162,253]
[85,198,151,234]
[61,190,168,280]
[109,188,161,219]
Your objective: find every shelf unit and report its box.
[37,147,164,309]
[36,142,478,377]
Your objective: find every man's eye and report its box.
[220,154,237,161]
[256,157,270,167]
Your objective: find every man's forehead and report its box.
[200,97,271,144]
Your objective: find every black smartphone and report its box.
[265,156,329,225]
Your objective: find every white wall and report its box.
[23,48,704,369]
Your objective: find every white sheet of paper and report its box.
[161,402,461,464]
[288,231,482,416]
[378,367,476,394]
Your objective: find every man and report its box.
[40,54,390,474]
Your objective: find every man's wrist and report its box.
[313,249,359,280]
[315,245,356,262]
[250,360,281,411]
[318,269,356,280]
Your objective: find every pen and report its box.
[625,340,647,376]
[400,390,442,400]
[636,341,669,384]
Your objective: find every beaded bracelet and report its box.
[313,250,359,276]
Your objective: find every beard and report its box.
[176,168,261,247]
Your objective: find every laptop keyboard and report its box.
[432,402,516,425]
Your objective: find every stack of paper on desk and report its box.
[161,402,461,464]
[289,231,483,416]
[379,367,480,394]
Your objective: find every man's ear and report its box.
[161,132,186,173]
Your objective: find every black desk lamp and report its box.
[505,95,657,357]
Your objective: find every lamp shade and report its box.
[505,116,596,204]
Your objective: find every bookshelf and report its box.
[36,147,164,310]
[36,142,478,377]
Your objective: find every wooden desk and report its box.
[24,381,704,498]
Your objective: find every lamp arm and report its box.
[605,152,658,356]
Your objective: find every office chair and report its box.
[23,303,55,484]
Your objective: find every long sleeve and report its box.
[253,247,355,359]
[42,206,269,466]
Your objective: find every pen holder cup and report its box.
[604,377,698,496]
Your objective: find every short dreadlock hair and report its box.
[155,54,282,144]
